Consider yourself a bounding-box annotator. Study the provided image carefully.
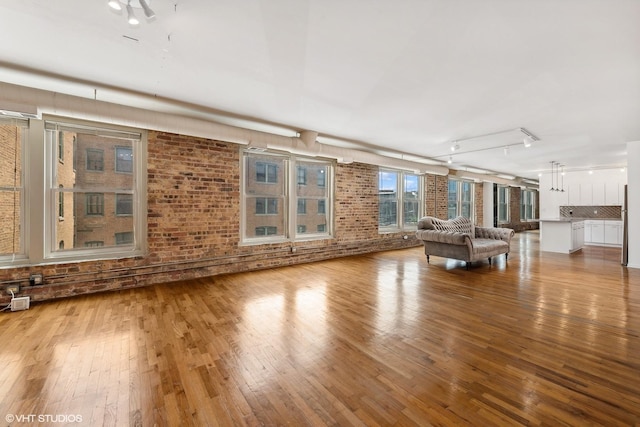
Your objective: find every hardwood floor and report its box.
[1,231,639,426]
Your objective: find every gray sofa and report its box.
[415,216,515,269]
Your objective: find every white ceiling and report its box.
[1,0,639,180]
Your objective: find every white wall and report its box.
[627,141,640,269]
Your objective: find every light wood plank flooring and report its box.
[1,231,639,426]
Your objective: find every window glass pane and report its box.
[403,174,420,227]
[116,194,133,216]
[0,123,24,257]
[448,179,458,219]
[115,146,133,173]
[244,153,286,239]
[49,126,138,252]
[86,149,104,171]
[379,171,398,227]
[498,186,509,222]
[296,161,330,237]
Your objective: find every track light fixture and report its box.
[448,155,453,164]
[108,0,156,25]
[139,0,156,18]
[523,136,533,148]
[126,1,139,25]
[108,0,122,11]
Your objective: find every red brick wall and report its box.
[474,182,484,226]
[0,125,22,255]
[0,131,422,303]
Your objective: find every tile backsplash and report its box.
[559,205,622,219]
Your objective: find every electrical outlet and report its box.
[30,273,43,286]
[11,296,30,311]
[5,284,20,295]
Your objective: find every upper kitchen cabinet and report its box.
[605,183,621,205]
[580,184,594,205]
[539,168,627,218]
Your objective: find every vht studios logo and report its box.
[5,413,83,423]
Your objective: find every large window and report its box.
[497,185,510,223]
[448,178,474,219]
[521,189,537,221]
[242,151,333,243]
[0,117,146,268]
[379,169,423,231]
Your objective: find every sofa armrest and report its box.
[475,226,515,242]
[415,229,471,245]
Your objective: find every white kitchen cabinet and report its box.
[572,221,584,251]
[604,220,622,246]
[540,220,583,253]
[593,183,605,205]
[605,183,620,205]
[585,220,622,247]
[580,184,593,205]
[584,221,592,243]
[568,183,581,205]
[591,220,605,244]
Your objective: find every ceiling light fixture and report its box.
[450,142,460,152]
[523,136,533,148]
[503,146,509,156]
[550,161,556,191]
[109,0,156,25]
[108,0,122,11]
[139,0,155,18]
[126,1,139,25]
[448,156,453,164]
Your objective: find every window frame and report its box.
[521,189,537,221]
[448,178,475,220]
[497,185,510,224]
[241,150,334,245]
[43,117,147,264]
[378,169,424,232]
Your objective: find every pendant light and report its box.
[560,165,565,192]
[550,161,555,191]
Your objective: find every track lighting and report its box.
[108,0,122,11]
[523,136,533,148]
[126,1,139,25]
[139,0,156,18]
[450,142,460,152]
[109,0,156,25]
[448,156,453,164]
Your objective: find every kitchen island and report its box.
[539,219,584,254]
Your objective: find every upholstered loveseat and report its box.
[415,216,515,269]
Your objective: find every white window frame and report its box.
[497,185,510,224]
[521,189,537,221]
[241,149,334,245]
[448,178,475,220]
[378,169,424,233]
[0,116,147,268]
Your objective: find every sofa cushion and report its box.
[471,238,509,256]
[428,216,474,237]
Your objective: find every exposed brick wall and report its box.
[474,182,484,226]
[423,174,450,219]
[0,131,421,304]
[334,162,379,242]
